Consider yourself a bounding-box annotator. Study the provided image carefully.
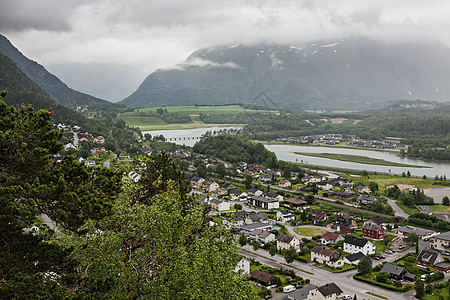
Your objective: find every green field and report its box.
[293,227,325,236]
[293,152,428,168]
[121,116,168,127]
[134,105,277,114]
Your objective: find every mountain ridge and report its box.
[121,37,450,109]
[0,34,123,109]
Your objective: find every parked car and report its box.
[341,295,353,300]
[372,256,380,260]
[424,238,429,241]
[442,251,450,256]
[264,295,273,299]
[378,255,385,259]
[386,250,393,254]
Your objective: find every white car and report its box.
[341,295,352,300]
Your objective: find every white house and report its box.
[210,199,230,211]
[343,236,375,255]
[276,210,295,223]
[248,196,279,210]
[235,257,251,275]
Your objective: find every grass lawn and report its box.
[319,264,356,272]
[293,152,427,168]
[339,174,438,191]
[121,116,168,127]
[294,227,325,236]
[429,204,450,213]
[423,289,450,299]
[395,200,420,215]
[133,105,278,114]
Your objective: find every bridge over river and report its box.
[165,136,202,142]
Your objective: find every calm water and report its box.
[265,144,450,178]
[143,127,450,177]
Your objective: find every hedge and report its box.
[353,274,410,292]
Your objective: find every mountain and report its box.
[121,37,450,110]
[0,34,123,109]
[0,51,85,124]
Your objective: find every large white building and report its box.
[343,236,375,255]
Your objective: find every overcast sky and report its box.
[1,0,450,101]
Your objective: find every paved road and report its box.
[383,196,409,218]
[240,245,415,300]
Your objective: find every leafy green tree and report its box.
[305,195,315,205]
[443,196,449,205]
[196,162,207,178]
[239,233,247,246]
[357,256,373,275]
[216,162,227,178]
[284,246,297,263]
[415,280,425,298]
[70,154,256,299]
[406,232,419,254]
[245,175,253,189]
[269,244,277,257]
[375,272,389,283]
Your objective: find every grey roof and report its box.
[250,196,277,203]
[344,236,369,247]
[285,285,317,300]
[418,205,432,214]
[345,252,366,262]
[357,195,377,202]
[363,223,382,231]
[366,216,387,225]
[380,263,405,276]
[233,211,248,220]
[248,212,268,222]
[417,250,442,265]
[277,233,295,244]
[432,231,450,241]
[397,226,436,237]
[240,222,272,231]
[317,283,343,297]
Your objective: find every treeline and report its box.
[241,110,450,158]
[407,213,450,231]
[193,134,278,165]
[385,185,434,207]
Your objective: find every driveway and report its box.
[383,196,409,218]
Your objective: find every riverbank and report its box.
[293,152,428,168]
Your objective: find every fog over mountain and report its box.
[1,1,450,102]
[121,37,450,109]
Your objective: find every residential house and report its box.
[365,216,388,227]
[356,185,371,194]
[204,180,220,193]
[328,178,354,188]
[246,212,270,224]
[310,209,327,225]
[190,176,205,187]
[259,174,272,182]
[285,283,343,300]
[317,182,333,191]
[248,196,279,210]
[301,175,324,184]
[357,195,378,205]
[284,198,309,211]
[418,205,433,215]
[128,171,141,182]
[430,231,450,251]
[236,161,247,170]
[343,252,366,265]
[240,222,272,235]
[276,233,301,251]
[235,257,251,275]
[311,246,344,268]
[362,223,386,241]
[279,179,292,188]
[248,229,276,244]
[379,263,416,282]
[417,249,450,272]
[229,189,248,201]
[335,214,357,229]
[210,199,230,211]
[343,236,375,255]
[397,226,437,239]
[247,188,263,197]
[277,210,295,223]
[250,269,278,287]
[262,192,284,202]
[318,231,344,245]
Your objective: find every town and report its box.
[56,122,450,300]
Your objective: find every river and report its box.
[142,127,450,178]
